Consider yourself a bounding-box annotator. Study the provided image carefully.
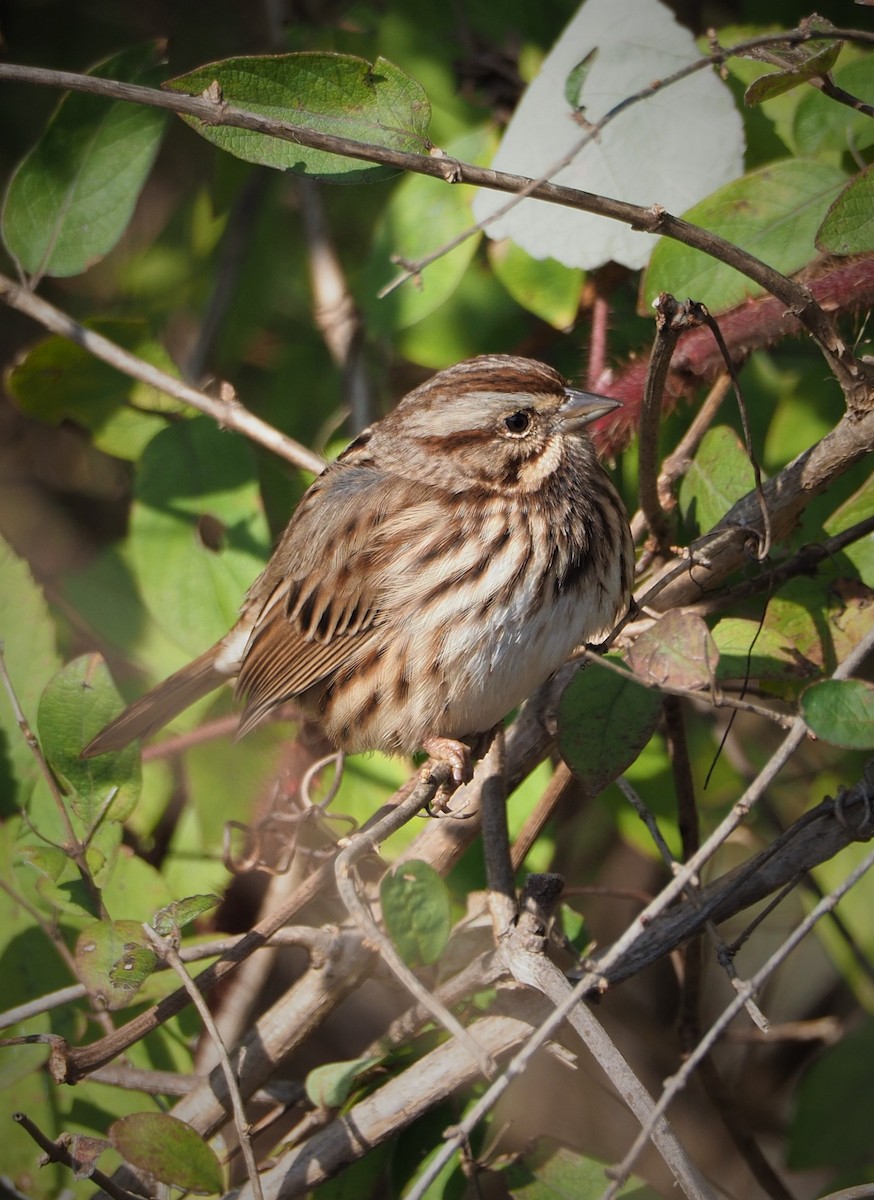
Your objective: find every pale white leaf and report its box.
[472,0,745,270]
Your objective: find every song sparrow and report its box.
[82,355,633,780]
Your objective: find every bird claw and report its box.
[422,736,472,786]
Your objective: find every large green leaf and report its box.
[643,159,848,313]
[129,418,271,655]
[1,44,166,278]
[164,53,430,183]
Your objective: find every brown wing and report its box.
[234,464,430,736]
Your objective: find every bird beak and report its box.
[560,387,622,428]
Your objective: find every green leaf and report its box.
[801,679,874,749]
[744,42,842,106]
[763,581,827,671]
[129,418,271,655]
[109,1112,223,1194]
[380,859,451,967]
[164,53,430,183]
[101,851,176,925]
[16,844,68,882]
[305,1055,383,1108]
[642,160,848,313]
[824,471,874,588]
[152,893,220,936]
[489,240,584,330]
[1,44,166,278]
[360,126,491,332]
[789,1017,874,1168]
[678,426,755,535]
[816,167,874,256]
[558,658,662,795]
[794,58,874,157]
[75,919,157,1009]
[6,319,186,461]
[711,618,819,682]
[505,1141,659,1198]
[560,904,591,957]
[0,539,61,808]
[37,655,142,838]
[564,49,599,110]
[627,610,718,691]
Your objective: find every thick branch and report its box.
[643,401,874,613]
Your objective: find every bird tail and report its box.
[81,645,229,758]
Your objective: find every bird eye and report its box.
[503,410,531,435]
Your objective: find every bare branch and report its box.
[142,923,264,1200]
[12,1111,144,1200]
[0,273,325,476]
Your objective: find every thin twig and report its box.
[0,273,324,476]
[142,923,264,1200]
[12,1111,146,1200]
[700,306,772,560]
[578,648,794,728]
[510,761,577,873]
[634,400,874,614]
[604,841,874,1198]
[377,24,870,316]
[631,374,732,543]
[692,513,874,618]
[0,57,868,402]
[617,775,768,1032]
[334,762,496,1077]
[638,296,707,555]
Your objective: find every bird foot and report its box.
[421,736,472,787]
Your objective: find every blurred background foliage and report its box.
[0,0,873,1197]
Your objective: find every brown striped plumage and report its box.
[82,356,633,778]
